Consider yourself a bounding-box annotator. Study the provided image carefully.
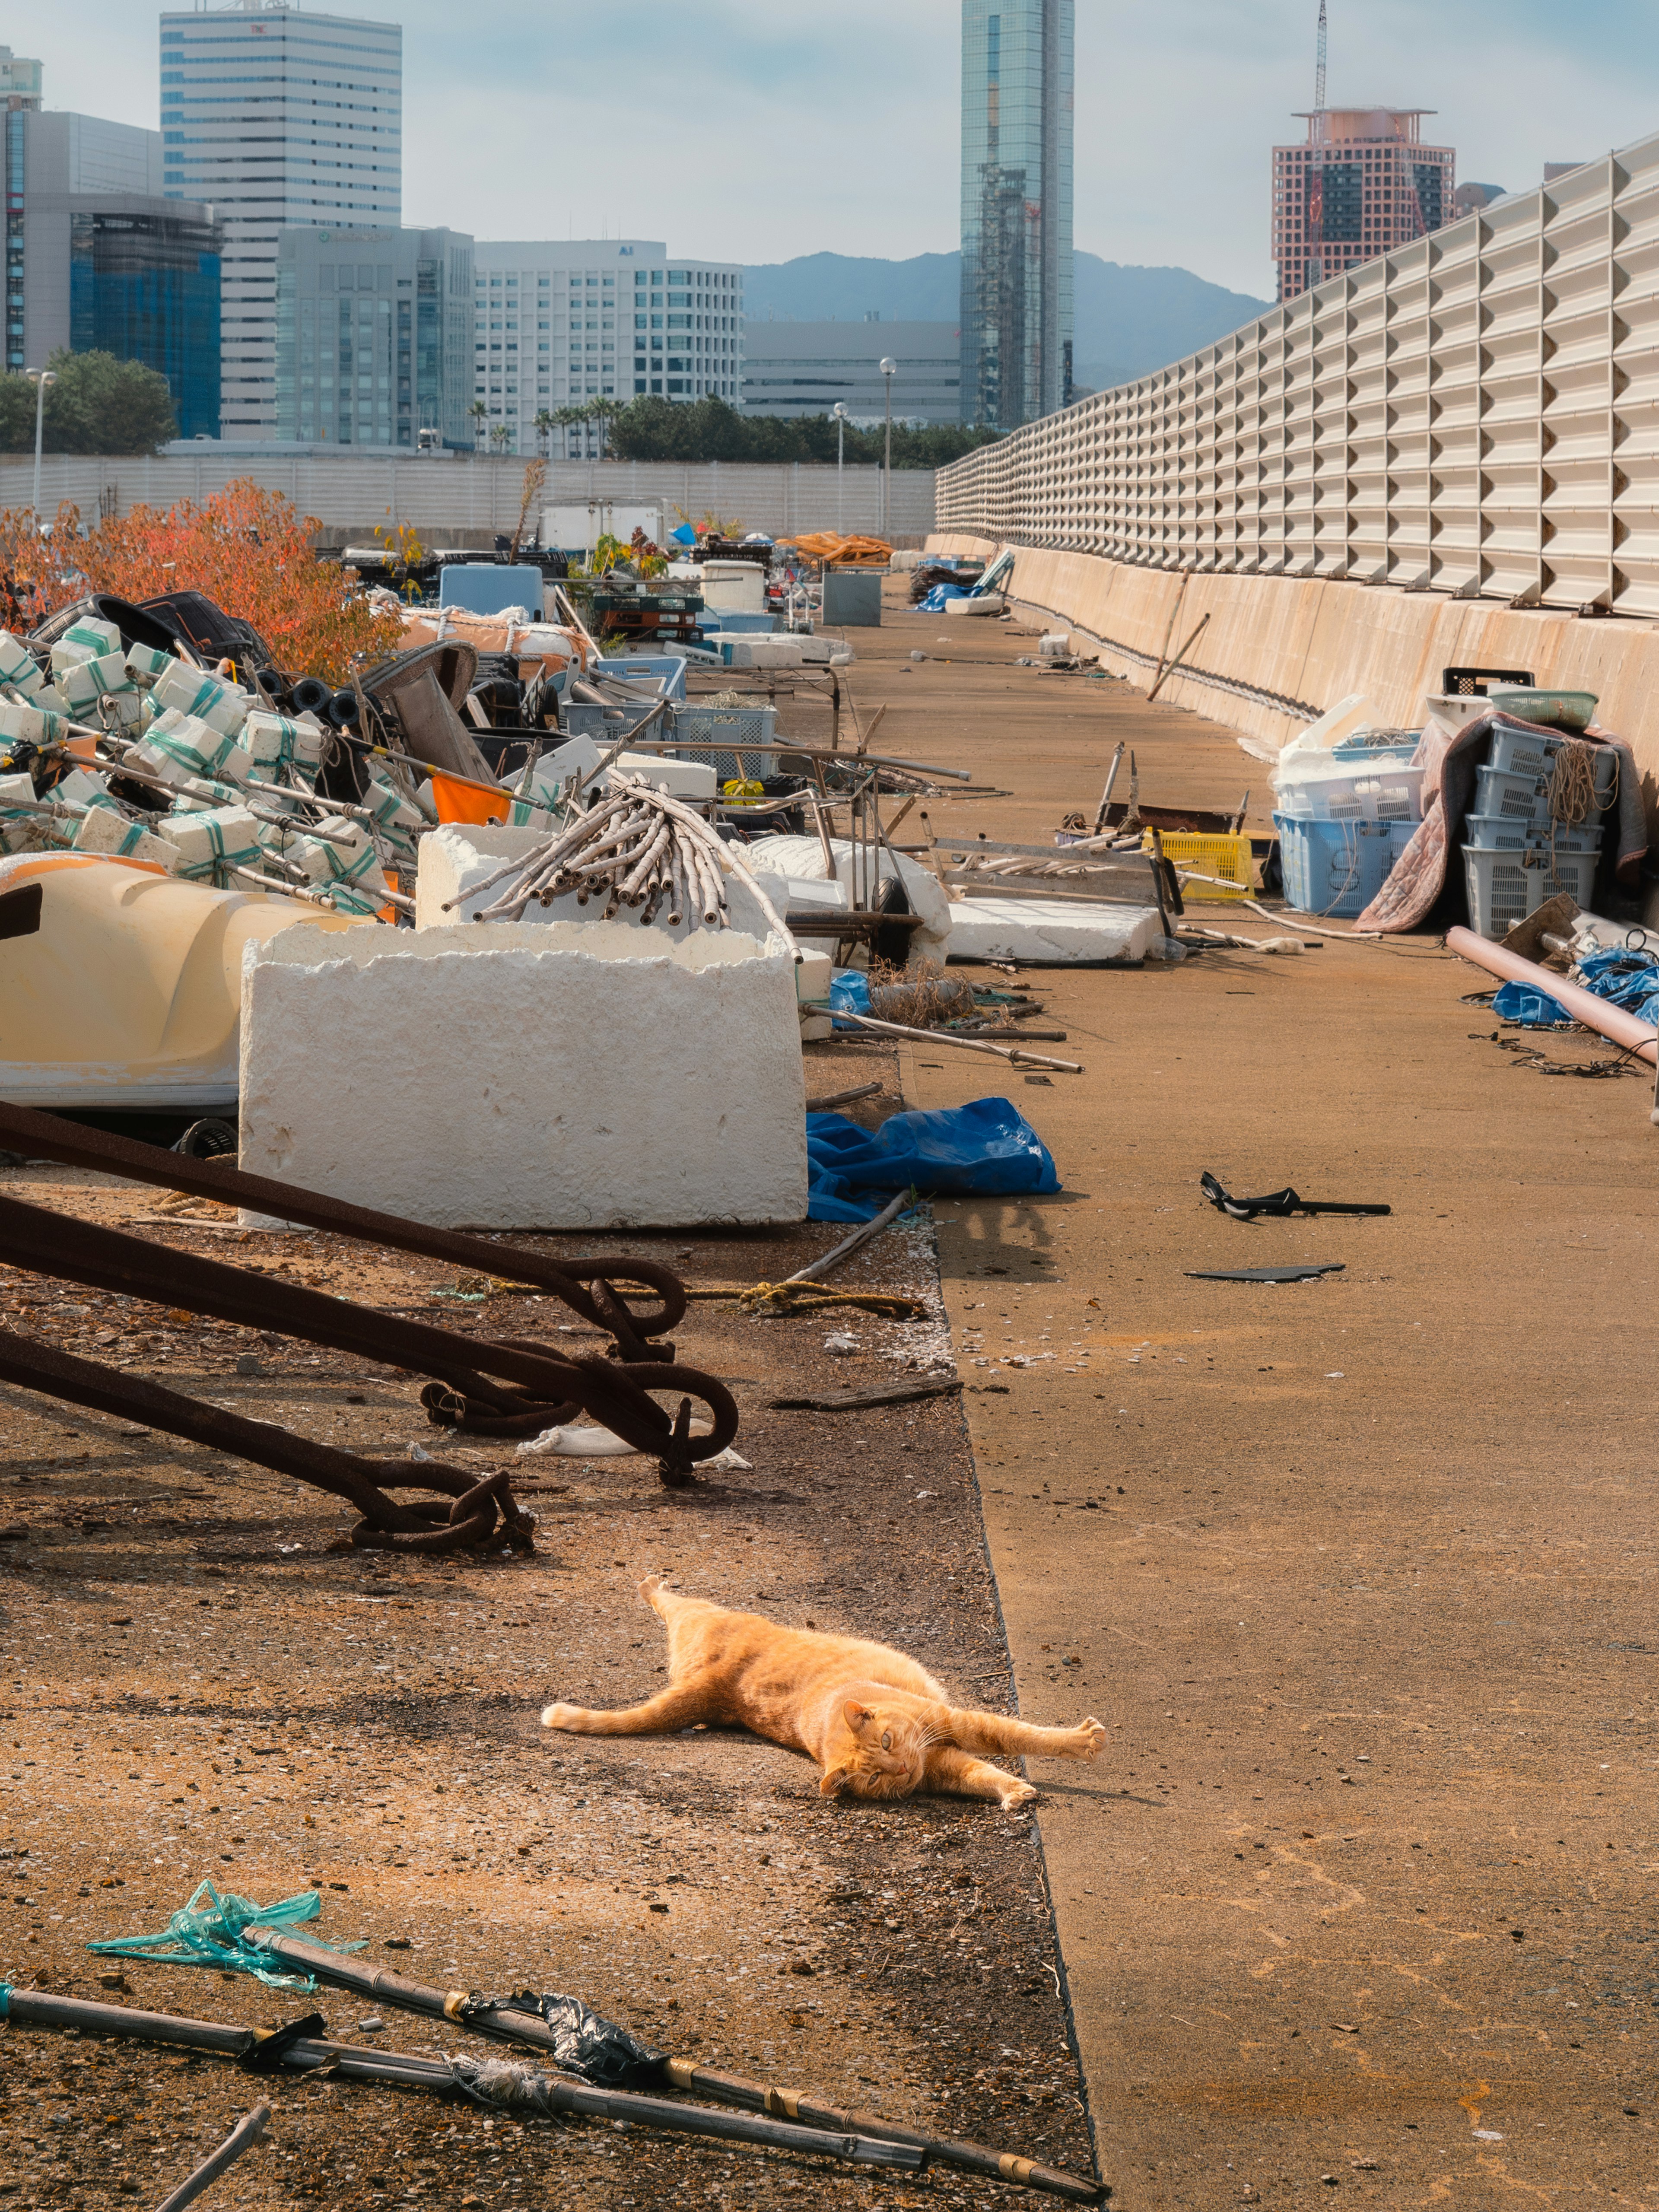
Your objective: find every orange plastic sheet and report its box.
[794,532,892,568]
[428,772,509,827]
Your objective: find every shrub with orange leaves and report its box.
[0,479,404,682]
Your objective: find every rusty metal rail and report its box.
[0,1099,682,1361]
[0,1329,531,1553]
[0,1192,738,1486]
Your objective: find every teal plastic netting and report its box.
[87,1880,363,1993]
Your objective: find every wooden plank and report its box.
[768,1377,963,1412]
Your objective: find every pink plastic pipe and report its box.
[1448,925,1657,1066]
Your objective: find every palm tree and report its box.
[585,396,614,460]
[553,404,581,461]
[489,423,512,455]
[533,408,554,458]
[467,399,486,453]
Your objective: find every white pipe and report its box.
[1447,925,1657,1066]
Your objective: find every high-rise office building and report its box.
[159,1,401,439]
[0,46,42,110]
[742,319,960,427]
[1272,109,1455,303]
[274,225,472,449]
[4,81,221,435]
[471,241,744,453]
[959,0,1073,428]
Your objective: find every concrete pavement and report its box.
[846,584,1658,2207]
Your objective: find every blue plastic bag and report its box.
[806,1096,1061,1223]
[827,967,871,1029]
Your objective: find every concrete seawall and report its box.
[927,534,1659,836]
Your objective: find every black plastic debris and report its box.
[1185,1263,1346,1283]
[486,1991,668,2092]
[1200,1172,1390,1221]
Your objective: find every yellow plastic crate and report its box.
[1143,830,1255,901]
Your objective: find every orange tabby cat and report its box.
[541,1577,1105,1809]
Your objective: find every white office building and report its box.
[159,1,402,439]
[472,238,745,452]
[743,318,961,426]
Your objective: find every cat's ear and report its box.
[843,1701,874,1735]
[819,1764,853,1797]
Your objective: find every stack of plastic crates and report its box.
[1272,741,1423,918]
[666,702,779,785]
[1461,727,1612,937]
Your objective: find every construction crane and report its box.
[1315,0,1328,109]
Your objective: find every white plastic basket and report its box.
[1462,842,1600,939]
[1275,758,1425,824]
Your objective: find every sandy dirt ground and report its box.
[0,1042,1099,2210]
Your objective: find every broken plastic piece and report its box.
[1185,1264,1346,1283]
[1200,1172,1390,1220]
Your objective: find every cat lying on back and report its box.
[541,1578,1105,1810]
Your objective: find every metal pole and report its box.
[879,357,896,535]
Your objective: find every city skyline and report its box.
[11,0,1657,304]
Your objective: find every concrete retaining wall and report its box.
[928,533,1659,831]
[5,454,936,543]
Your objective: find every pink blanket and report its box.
[1356,715,1645,933]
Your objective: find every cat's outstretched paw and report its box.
[999,1779,1039,1811]
[540,1701,584,1732]
[1072,1716,1107,1759]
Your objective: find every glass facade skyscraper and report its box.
[160,3,402,440]
[960,0,1073,429]
[69,207,222,437]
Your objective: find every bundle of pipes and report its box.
[451,772,798,950]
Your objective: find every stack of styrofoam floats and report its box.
[1459,720,1614,938]
[0,614,422,914]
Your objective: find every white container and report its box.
[1462,842,1600,939]
[1276,758,1426,823]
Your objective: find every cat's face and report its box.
[820,1700,929,1800]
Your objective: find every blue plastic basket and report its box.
[1473,762,1551,824]
[1273,812,1400,918]
[1463,811,1602,855]
[1487,725,1565,781]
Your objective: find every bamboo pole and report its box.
[156,2104,270,2212]
[825,1007,1084,1073]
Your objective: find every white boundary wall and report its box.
[937,135,1659,619]
[0,455,935,541]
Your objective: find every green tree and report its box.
[604,393,1003,468]
[467,398,487,451]
[533,407,554,457]
[0,350,177,457]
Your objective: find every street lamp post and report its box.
[25,368,57,520]
[833,402,847,531]
[879,357,896,535]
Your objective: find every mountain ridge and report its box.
[739,249,1272,395]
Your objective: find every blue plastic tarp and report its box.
[806,1096,1061,1223]
[1578,946,1659,1025]
[1493,979,1571,1028]
[917,584,973,612]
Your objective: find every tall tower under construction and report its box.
[960,0,1074,429]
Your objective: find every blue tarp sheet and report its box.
[916,584,974,612]
[1494,946,1659,1031]
[806,1096,1061,1222]
[827,967,871,1029]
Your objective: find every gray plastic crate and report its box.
[668,703,779,785]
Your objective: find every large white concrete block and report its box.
[239,922,809,1228]
[946,898,1163,965]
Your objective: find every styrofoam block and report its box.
[71,804,181,869]
[414,821,785,946]
[124,642,174,684]
[151,661,254,737]
[946,897,1163,965]
[0,631,44,694]
[165,804,263,880]
[522,734,716,805]
[0,699,67,747]
[746,833,950,963]
[243,709,325,772]
[52,766,112,810]
[239,921,809,1228]
[57,652,141,721]
[54,616,122,662]
[131,710,250,787]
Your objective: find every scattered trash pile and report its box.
[913,547,1013,614]
[3,1881,1106,2202]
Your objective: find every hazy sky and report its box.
[17,2,1659,298]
